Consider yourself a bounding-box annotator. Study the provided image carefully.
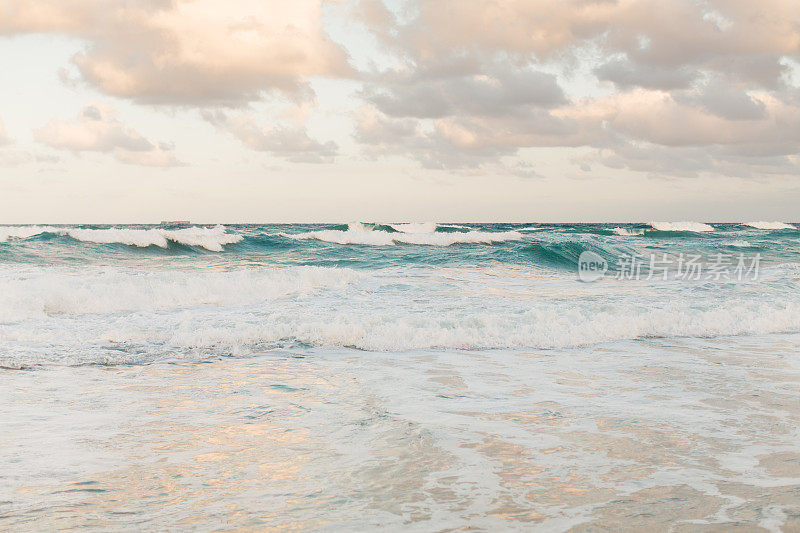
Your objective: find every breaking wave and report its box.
[648,221,715,232]
[388,222,438,233]
[612,227,645,236]
[0,265,360,321]
[0,225,60,242]
[0,225,242,251]
[743,221,796,230]
[281,225,522,246]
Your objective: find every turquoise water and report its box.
[1,221,799,366]
[2,222,800,530]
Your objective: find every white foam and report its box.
[389,222,438,234]
[518,226,547,232]
[1,225,242,251]
[727,240,753,247]
[743,221,796,230]
[166,301,800,352]
[3,262,800,365]
[282,228,523,246]
[438,224,472,230]
[0,225,60,242]
[649,221,715,232]
[612,227,645,236]
[68,225,241,251]
[0,265,360,321]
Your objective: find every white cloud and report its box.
[35,103,181,167]
[0,0,352,106]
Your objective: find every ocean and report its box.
[2,222,800,530]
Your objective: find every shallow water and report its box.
[3,335,800,531]
[2,222,800,530]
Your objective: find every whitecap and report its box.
[388,222,438,234]
[0,225,60,242]
[612,227,645,236]
[743,221,796,230]
[66,225,242,251]
[649,221,715,232]
[282,228,523,246]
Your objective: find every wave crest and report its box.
[744,221,796,230]
[0,225,60,242]
[0,225,242,251]
[649,221,715,232]
[282,227,523,246]
[388,222,438,233]
[612,227,645,236]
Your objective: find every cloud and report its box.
[366,64,566,118]
[354,107,518,170]
[0,0,352,106]
[374,0,799,86]
[35,103,181,167]
[678,78,767,121]
[351,0,800,177]
[595,58,699,90]
[3,0,800,179]
[203,111,337,163]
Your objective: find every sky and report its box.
[0,0,799,223]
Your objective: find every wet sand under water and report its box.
[2,335,800,531]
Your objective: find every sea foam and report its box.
[0,225,242,251]
[612,227,645,236]
[388,222,438,233]
[282,225,523,246]
[0,225,60,242]
[743,221,796,230]
[649,221,715,232]
[0,265,360,321]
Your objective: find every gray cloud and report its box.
[203,111,338,164]
[367,65,566,119]
[595,58,699,90]
[679,78,767,121]
[352,0,800,177]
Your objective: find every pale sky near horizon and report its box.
[0,0,799,223]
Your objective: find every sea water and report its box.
[1,222,799,530]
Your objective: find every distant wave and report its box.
[0,225,60,242]
[612,227,645,236]
[518,226,548,232]
[743,221,796,230]
[0,225,242,251]
[649,221,715,232]
[281,225,523,246]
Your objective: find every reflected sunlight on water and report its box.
[2,334,800,530]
